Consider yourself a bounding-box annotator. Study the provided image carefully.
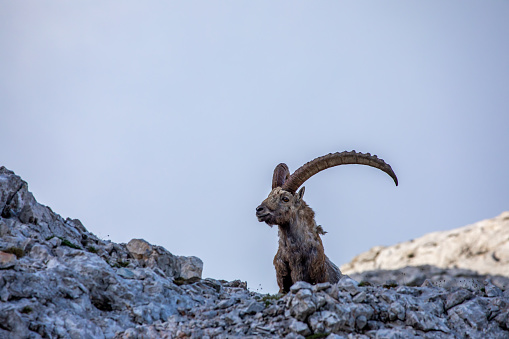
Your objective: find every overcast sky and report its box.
[1,1,508,294]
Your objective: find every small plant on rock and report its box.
[261,293,282,307]
[4,247,24,258]
[20,306,33,314]
[59,238,81,250]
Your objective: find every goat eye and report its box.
[282,196,290,203]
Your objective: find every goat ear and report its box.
[296,186,305,202]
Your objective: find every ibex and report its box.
[255,151,398,293]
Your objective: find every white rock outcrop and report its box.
[341,211,509,276]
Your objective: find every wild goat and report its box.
[255,151,398,293]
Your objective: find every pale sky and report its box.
[1,1,508,294]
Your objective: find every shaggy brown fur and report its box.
[256,187,341,292]
[255,151,397,293]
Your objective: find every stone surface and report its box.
[126,238,153,259]
[289,319,311,336]
[349,265,509,292]
[1,166,509,338]
[178,255,203,279]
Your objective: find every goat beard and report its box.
[257,214,277,227]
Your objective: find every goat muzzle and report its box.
[256,204,271,222]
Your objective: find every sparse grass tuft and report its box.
[20,306,33,314]
[59,238,81,250]
[261,293,282,307]
[383,282,398,289]
[4,247,24,258]
[45,235,82,249]
[110,260,130,269]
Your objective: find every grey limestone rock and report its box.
[177,255,203,279]
[244,300,265,315]
[289,319,311,336]
[0,167,203,338]
[2,166,509,339]
[126,238,153,259]
[126,238,202,279]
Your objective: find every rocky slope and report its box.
[1,166,509,338]
[0,166,204,338]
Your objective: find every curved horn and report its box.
[281,151,398,193]
[272,163,290,189]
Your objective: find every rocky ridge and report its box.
[1,166,509,338]
[0,166,204,338]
